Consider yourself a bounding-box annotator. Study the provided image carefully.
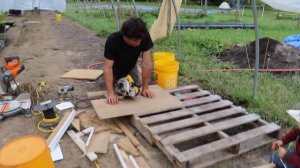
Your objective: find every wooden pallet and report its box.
[131,85,281,168]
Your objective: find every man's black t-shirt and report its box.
[104,31,153,80]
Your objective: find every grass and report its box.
[65,4,300,126]
[0,12,5,21]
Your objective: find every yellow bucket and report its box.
[0,135,55,168]
[153,52,175,61]
[154,60,179,89]
[55,13,62,22]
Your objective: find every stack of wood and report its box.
[68,110,151,168]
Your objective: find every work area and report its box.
[0,0,300,168]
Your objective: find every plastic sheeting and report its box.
[219,2,230,9]
[0,0,66,13]
[283,35,300,49]
[261,0,300,13]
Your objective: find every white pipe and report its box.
[113,143,128,168]
[85,127,94,146]
[128,155,140,168]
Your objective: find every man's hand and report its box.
[278,146,287,158]
[272,140,283,150]
[107,92,118,105]
[141,88,155,99]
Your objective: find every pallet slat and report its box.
[191,135,274,168]
[176,123,280,162]
[188,100,233,114]
[161,114,260,145]
[150,117,203,134]
[140,100,234,125]
[183,95,221,107]
[175,90,210,100]
[149,107,244,135]
[140,109,192,124]
[199,106,245,121]
[168,85,199,93]
[131,116,154,144]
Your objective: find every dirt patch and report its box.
[0,11,172,168]
[0,12,287,168]
[219,37,300,74]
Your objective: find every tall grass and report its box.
[0,13,5,24]
[65,5,300,126]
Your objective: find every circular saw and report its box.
[115,75,140,98]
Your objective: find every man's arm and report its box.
[141,50,155,98]
[103,58,118,104]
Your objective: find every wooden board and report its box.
[161,114,260,145]
[135,156,151,168]
[88,131,111,153]
[87,90,106,99]
[47,110,76,151]
[60,69,103,80]
[176,123,280,162]
[114,119,151,159]
[78,111,123,134]
[72,118,81,131]
[119,149,133,168]
[117,137,140,157]
[67,130,98,162]
[191,135,274,168]
[92,85,183,119]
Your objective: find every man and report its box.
[271,124,299,168]
[103,17,155,105]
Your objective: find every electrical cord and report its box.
[34,116,55,133]
[14,81,92,132]
[70,94,91,109]
[94,161,100,168]
[48,94,91,109]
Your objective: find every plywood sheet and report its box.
[60,69,103,80]
[91,85,183,119]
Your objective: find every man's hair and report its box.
[121,17,148,39]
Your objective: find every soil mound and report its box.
[219,37,300,71]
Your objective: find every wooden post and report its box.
[167,0,171,36]
[236,0,241,20]
[204,0,207,15]
[117,0,121,24]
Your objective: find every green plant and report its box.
[0,13,5,24]
[0,13,5,33]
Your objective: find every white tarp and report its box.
[0,0,66,13]
[261,0,300,14]
[219,2,231,9]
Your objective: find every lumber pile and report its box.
[66,109,152,167]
